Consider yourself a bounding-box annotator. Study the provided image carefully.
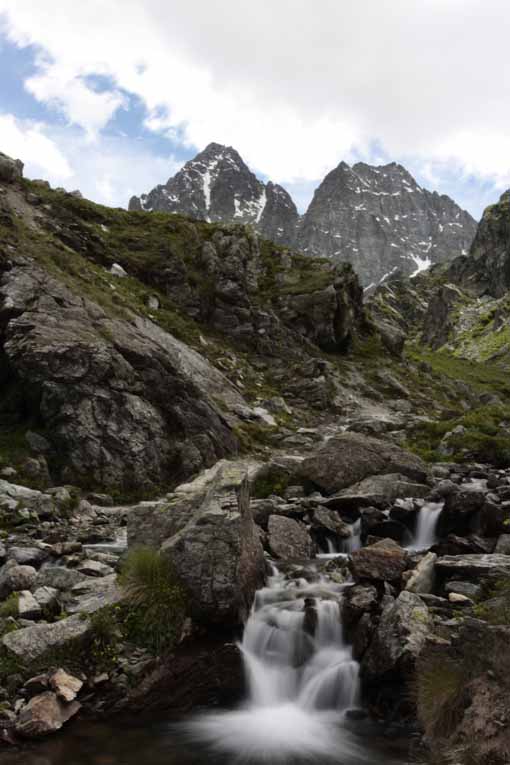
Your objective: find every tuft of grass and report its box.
[416,654,467,739]
[118,547,188,654]
[0,594,19,619]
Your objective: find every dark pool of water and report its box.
[1,712,413,765]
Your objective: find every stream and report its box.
[4,561,413,765]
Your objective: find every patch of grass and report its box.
[416,653,467,739]
[0,594,19,619]
[408,347,510,398]
[118,547,188,654]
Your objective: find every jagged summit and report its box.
[129,142,298,246]
[130,146,477,285]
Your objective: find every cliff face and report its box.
[297,161,476,286]
[130,145,476,286]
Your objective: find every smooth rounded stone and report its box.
[7,546,48,568]
[15,692,80,738]
[0,561,37,599]
[405,552,437,594]
[298,433,428,495]
[76,559,115,578]
[349,538,409,583]
[2,614,91,663]
[36,566,85,591]
[445,581,481,599]
[17,590,42,620]
[495,534,510,555]
[267,515,314,560]
[49,669,83,703]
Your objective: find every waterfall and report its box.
[188,566,363,761]
[318,519,362,558]
[407,501,443,551]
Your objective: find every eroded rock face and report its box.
[362,591,432,682]
[130,460,266,627]
[299,433,428,495]
[0,259,241,492]
[0,151,23,183]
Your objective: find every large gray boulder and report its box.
[2,614,91,663]
[362,591,432,681]
[299,433,428,495]
[130,460,265,627]
[0,560,37,599]
[324,473,430,512]
[435,554,510,579]
[267,515,314,559]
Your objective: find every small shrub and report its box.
[0,594,19,619]
[118,547,187,654]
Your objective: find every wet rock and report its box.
[2,614,91,663]
[299,434,428,495]
[15,691,80,737]
[49,669,83,703]
[0,561,37,599]
[362,591,432,681]
[311,507,352,537]
[342,584,379,625]
[267,515,314,560]
[405,552,437,594]
[495,534,510,555]
[349,538,409,583]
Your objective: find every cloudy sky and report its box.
[0,0,508,218]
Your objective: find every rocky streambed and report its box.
[0,431,510,763]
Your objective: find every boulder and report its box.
[444,580,481,599]
[0,152,23,183]
[7,546,48,568]
[17,590,42,620]
[15,692,80,738]
[349,538,409,583]
[76,559,115,578]
[142,461,268,627]
[435,554,510,579]
[49,669,83,703]
[36,566,85,591]
[2,614,90,663]
[0,560,37,599]
[65,575,121,615]
[405,552,437,594]
[480,500,510,537]
[33,586,60,615]
[342,584,379,625]
[299,434,428,495]
[311,507,352,537]
[495,534,510,555]
[439,489,486,536]
[362,591,432,681]
[267,515,314,559]
[326,473,430,514]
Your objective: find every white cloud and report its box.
[0,113,72,179]
[1,0,510,207]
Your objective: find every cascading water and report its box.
[188,566,364,762]
[318,519,362,558]
[407,501,443,551]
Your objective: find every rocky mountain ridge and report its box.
[129,143,477,286]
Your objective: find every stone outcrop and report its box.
[299,433,428,495]
[129,460,265,626]
[2,614,91,663]
[267,515,314,559]
[349,538,409,583]
[15,691,80,738]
